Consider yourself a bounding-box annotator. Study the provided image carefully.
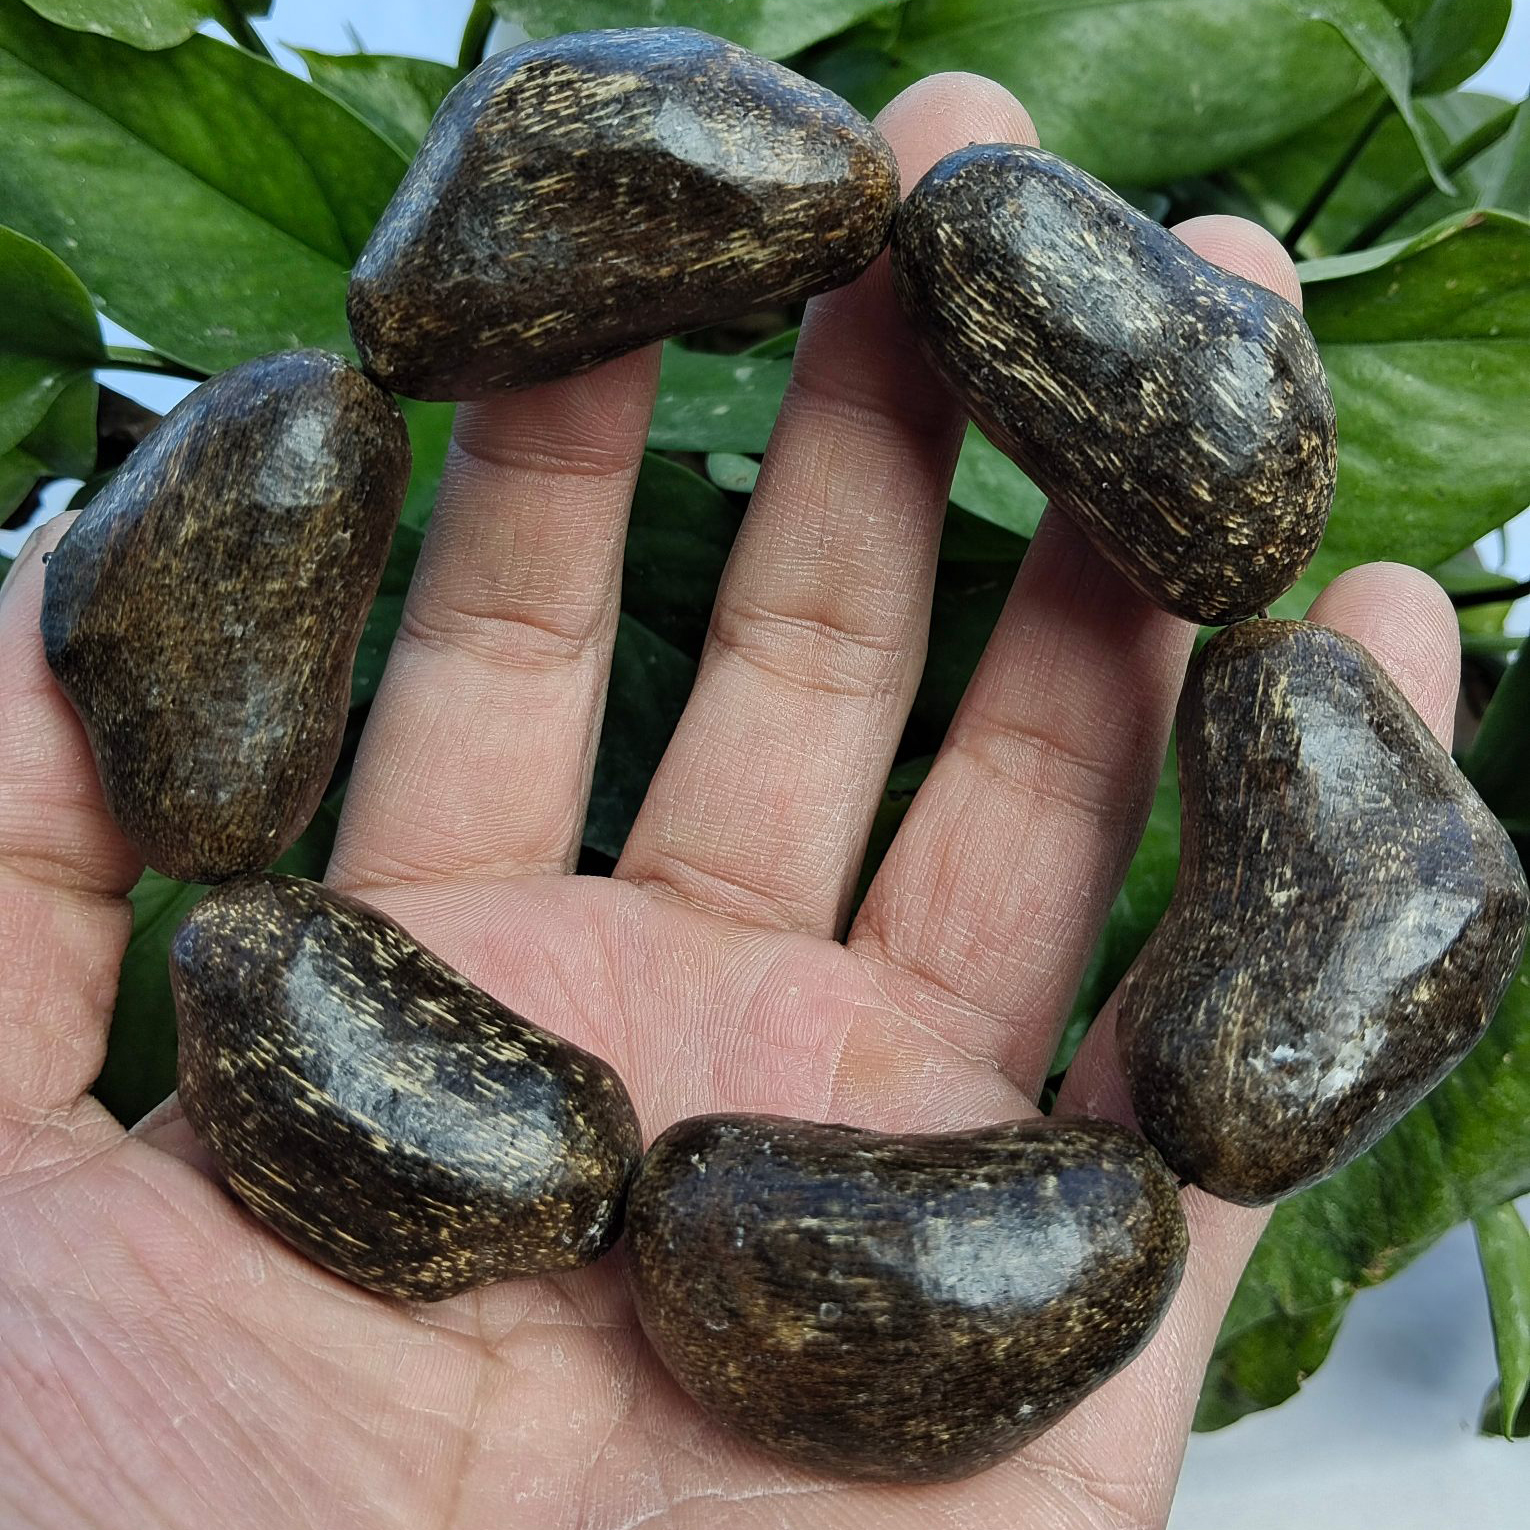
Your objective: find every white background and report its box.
[6,3,1529,1523]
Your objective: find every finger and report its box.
[1044,562,1459,1524]
[848,214,1303,1097]
[617,74,1038,935]
[329,346,661,891]
[0,514,141,1175]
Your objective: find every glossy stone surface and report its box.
[41,350,409,883]
[891,145,1336,624]
[1119,621,1530,1205]
[348,27,898,400]
[627,1114,1187,1482]
[172,876,643,1300]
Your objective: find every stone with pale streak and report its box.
[628,1113,1186,1482]
[892,144,1336,624]
[173,876,643,1300]
[1119,620,1530,1205]
[348,27,898,400]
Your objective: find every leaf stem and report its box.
[101,347,208,382]
[1283,98,1391,254]
[1454,578,1530,611]
[224,10,276,62]
[1344,105,1518,253]
[458,0,496,73]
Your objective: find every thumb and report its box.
[0,510,143,1176]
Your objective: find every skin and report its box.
[0,73,1463,1530]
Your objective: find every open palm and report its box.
[1,74,1462,1530]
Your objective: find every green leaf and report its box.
[1473,1200,1530,1438]
[624,454,740,656]
[94,795,339,1126]
[889,0,1381,186]
[493,0,891,59]
[705,451,761,494]
[398,399,454,530]
[653,346,1046,535]
[0,225,102,455]
[585,614,696,859]
[0,2,406,373]
[1477,95,1530,215]
[949,426,1047,541]
[1197,949,1530,1430]
[1384,0,1511,92]
[1466,633,1530,828]
[909,560,1012,745]
[1304,0,1453,193]
[297,49,460,157]
[1239,90,1512,256]
[1061,747,1181,1070]
[19,0,270,51]
[1480,1382,1530,1437]
[352,522,424,709]
[649,345,791,454]
[1302,210,1530,573]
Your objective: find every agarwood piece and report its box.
[41,350,409,883]
[627,1113,1186,1482]
[1119,620,1530,1204]
[348,27,899,400]
[892,145,1336,624]
[173,876,643,1300]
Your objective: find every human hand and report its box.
[0,73,1463,1530]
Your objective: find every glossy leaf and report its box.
[1467,633,1530,832]
[1385,0,1511,91]
[297,49,459,156]
[492,0,891,60]
[1303,210,1530,573]
[19,0,270,51]
[351,522,424,709]
[1238,90,1513,257]
[624,454,740,657]
[1477,94,1530,214]
[949,426,1047,541]
[648,345,791,454]
[0,373,97,514]
[889,0,1380,186]
[0,2,406,372]
[652,346,1048,535]
[1197,950,1530,1429]
[705,451,760,494]
[585,615,696,859]
[1061,748,1181,1070]
[0,225,102,455]
[1473,1200,1530,1438]
[908,560,1012,745]
[1303,0,1452,192]
[398,399,454,530]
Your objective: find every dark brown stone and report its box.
[626,1114,1187,1483]
[41,350,409,884]
[1119,620,1530,1205]
[172,876,643,1300]
[347,27,899,400]
[891,145,1337,624]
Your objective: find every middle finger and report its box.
[617,73,1038,935]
